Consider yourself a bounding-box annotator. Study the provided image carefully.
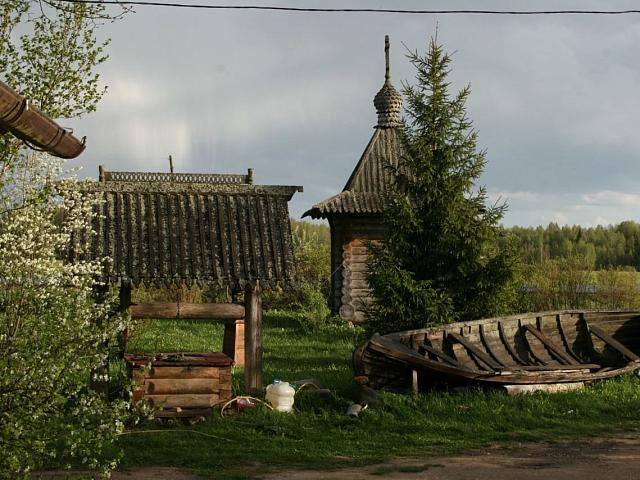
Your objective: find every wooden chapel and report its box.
[303,36,407,323]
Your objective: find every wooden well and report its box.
[126,352,233,417]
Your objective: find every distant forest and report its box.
[508,221,640,269]
[294,219,640,271]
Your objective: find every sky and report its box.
[62,0,640,227]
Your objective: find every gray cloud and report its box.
[63,0,640,225]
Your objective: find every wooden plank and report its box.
[146,393,223,408]
[523,324,578,365]
[496,364,599,372]
[588,324,640,361]
[147,366,227,379]
[144,378,222,394]
[244,281,263,393]
[498,321,528,365]
[368,334,485,375]
[520,317,560,366]
[502,382,584,396]
[556,315,583,363]
[131,302,245,320]
[418,343,466,368]
[222,319,245,366]
[479,324,506,367]
[447,332,502,370]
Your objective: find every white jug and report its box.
[265,380,295,413]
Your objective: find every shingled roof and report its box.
[303,36,407,220]
[75,167,302,289]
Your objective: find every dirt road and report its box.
[41,432,640,479]
[260,432,640,480]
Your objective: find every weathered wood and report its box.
[447,332,502,370]
[479,324,507,367]
[418,343,464,367]
[523,324,578,365]
[244,281,263,393]
[222,319,245,366]
[589,324,640,361]
[146,393,225,408]
[556,315,582,362]
[497,363,600,372]
[130,302,245,320]
[144,378,220,394]
[127,353,233,416]
[349,279,371,290]
[147,366,229,379]
[502,382,584,396]
[355,310,640,393]
[520,317,560,366]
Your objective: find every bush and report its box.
[263,220,331,326]
[0,155,132,477]
[514,257,640,312]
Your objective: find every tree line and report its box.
[507,221,640,269]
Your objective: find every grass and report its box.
[118,311,640,479]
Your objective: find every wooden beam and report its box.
[447,332,503,370]
[589,324,640,361]
[523,324,577,365]
[418,343,466,368]
[244,281,263,393]
[130,302,245,320]
[498,321,528,365]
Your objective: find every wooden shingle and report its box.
[75,168,302,289]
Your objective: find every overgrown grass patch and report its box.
[120,311,640,479]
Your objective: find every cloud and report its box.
[491,189,640,227]
[61,0,640,228]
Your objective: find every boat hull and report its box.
[353,310,640,392]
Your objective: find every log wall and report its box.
[330,215,385,323]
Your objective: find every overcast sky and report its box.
[63,0,640,227]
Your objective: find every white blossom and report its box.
[1,153,132,478]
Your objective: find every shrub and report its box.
[0,155,131,477]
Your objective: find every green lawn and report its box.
[118,311,640,479]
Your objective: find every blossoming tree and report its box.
[0,1,131,477]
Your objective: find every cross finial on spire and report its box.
[374,34,402,127]
[384,34,390,82]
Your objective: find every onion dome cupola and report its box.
[373,35,402,127]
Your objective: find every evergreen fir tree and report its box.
[366,37,519,334]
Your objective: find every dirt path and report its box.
[39,432,640,479]
[261,432,640,480]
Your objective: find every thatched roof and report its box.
[76,167,302,289]
[303,36,406,220]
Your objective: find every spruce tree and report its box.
[366,37,518,334]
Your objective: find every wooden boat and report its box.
[353,311,640,393]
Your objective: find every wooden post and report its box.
[222,320,245,367]
[118,278,132,358]
[244,280,263,393]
